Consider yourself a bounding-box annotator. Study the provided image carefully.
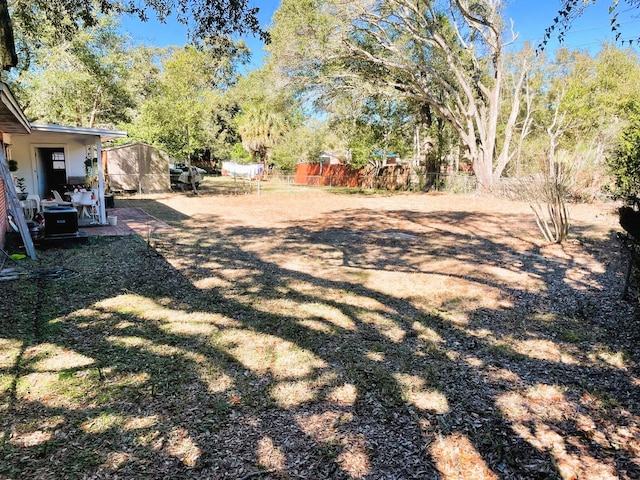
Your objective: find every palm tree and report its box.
[237,103,289,173]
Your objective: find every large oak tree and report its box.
[270,0,531,190]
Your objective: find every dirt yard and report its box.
[1,181,638,479]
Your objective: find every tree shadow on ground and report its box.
[0,203,638,479]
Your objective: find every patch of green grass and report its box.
[41,319,65,337]
[545,315,601,344]
[65,449,103,472]
[442,296,464,308]
[556,328,585,343]
[316,438,342,462]
[483,343,523,361]
[583,386,620,411]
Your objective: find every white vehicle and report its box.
[170,165,203,191]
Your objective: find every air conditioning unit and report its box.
[44,206,78,236]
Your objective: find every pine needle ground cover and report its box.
[1,185,638,479]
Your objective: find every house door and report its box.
[39,148,67,194]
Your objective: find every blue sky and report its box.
[119,0,640,66]
[505,0,640,52]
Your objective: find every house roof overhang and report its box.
[0,83,31,134]
[30,124,128,142]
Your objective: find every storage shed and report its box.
[102,142,170,192]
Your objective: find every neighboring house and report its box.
[317,150,402,166]
[373,150,400,166]
[102,142,171,193]
[382,153,400,166]
[0,82,126,249]
[319,151,345,165]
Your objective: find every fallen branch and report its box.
[238,469,277,480]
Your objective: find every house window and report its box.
[52,152,65,170]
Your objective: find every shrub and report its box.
[607,117,640,199]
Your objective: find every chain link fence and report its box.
[254,170,591,199]
[279,170,482,193]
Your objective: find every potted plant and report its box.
[15,177,27,200]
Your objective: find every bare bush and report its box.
[505,163,571,244]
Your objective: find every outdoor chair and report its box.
[26,194,41,212]
[71,192,82,208]
[78,191,98,223]
[52,190,73,206]
[21,194,41,221]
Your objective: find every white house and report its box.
[319,151,345,165]
[7,124,127,223]
[0,82,126,250]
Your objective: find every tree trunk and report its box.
[474,148,494,191]
[419,104,438,190]
[88,86,104,128]
[0,0,16,70]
